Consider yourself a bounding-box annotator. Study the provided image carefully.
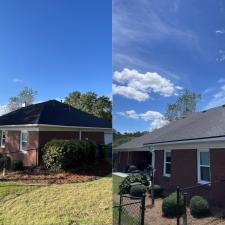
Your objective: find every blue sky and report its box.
[113,0,225,132]
[0,0,112,114]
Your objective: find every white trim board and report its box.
[0,124,112,132]
[163,150,171,177]
[197,149,211,185]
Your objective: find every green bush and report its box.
[190,196,210,218]
[42,139,97,171]
[130,184,147,197]
[119,173,149,194]
[149,184,164,198]
[11,160,24,171]
[0,155,11,170]
[162,192,185,218]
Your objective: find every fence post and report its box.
[140,194,146,225]
[118,195,122,225]
[183,192,188,225]
[176,186,180,225]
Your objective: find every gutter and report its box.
[0,124,112,131]
[143,135,225,146]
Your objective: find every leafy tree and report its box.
[165,89,201,122]
[8,87,37,112]
[113,130,148,147]
[64,91,112,122]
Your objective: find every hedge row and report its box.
[0,154,23,170]
[42,139,97,171]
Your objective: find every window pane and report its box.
[22,142,27,150]
[200,152,209,165]
[166,152,171,162]
[22,132,28,142]
[166,163,171,174]
[201,166,210,181]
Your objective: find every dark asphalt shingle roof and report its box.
[0,100,111,128]
[115,105,225,150]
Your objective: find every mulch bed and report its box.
[0,162,112,184]
[113,193,225,225]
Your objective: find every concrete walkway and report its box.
[112,172,128,178]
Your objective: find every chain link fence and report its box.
[176,179,225,225]
[113,194,146,225]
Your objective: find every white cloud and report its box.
[216,30,225,34]
[113,68,182,101]
[216,50,225,62]
[12,78,23,83]
[0,105,7,116]
[112,84,150,101]
[113,0,197,46]
[117,109,169,131]
[218,78,225,83]
[205,84,225,109]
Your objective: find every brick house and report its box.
[0,100,112,166]
[114,105,225,207]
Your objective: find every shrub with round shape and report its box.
[130,184,147,197]
[11,160,24,171]
[190,196,210,218]
[149,184,164,198]
[0,155,11,170]
[162,192,185,218]
[119,173,149,195]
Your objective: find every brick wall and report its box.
[81,132,104,145]
[0,130,105,167]
[0,131,38,166]
[155,148,225,207]
[38,131,79,149]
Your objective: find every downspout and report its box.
[79,129,82,140]
[148,145,155,169]
[36,148,39,166]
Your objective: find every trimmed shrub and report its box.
[162,192,185,218]
[0,155,11,170]
[11,160,24,171]
[119,173,149,194]
[42,139,97,171]
[149,184,164,198]
[130,184,147,197]
[190,196,210,218]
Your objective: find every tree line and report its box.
[6,87,112,122]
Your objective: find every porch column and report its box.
[152,150,155,169]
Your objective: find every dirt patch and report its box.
[113,193,225,225]
[0,162,111,184]
[144,196,225,225]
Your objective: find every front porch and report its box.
[113,149,152,172]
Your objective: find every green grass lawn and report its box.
[113,174,124,194]
[0,176,112,225]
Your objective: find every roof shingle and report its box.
[115,105,225,149]
[0,100,111,128]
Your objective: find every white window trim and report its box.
[20,130,28,153]
[197,149,211,184]
[163,150,171,177]
[0,130,6,148]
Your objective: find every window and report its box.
[20,131,28,152]
[0,130,6,148]
[198,149,211,184]
[163,150,171,177]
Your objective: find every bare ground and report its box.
[145,197,225,225]
[114,193,225,225]
[0,162,112,184]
